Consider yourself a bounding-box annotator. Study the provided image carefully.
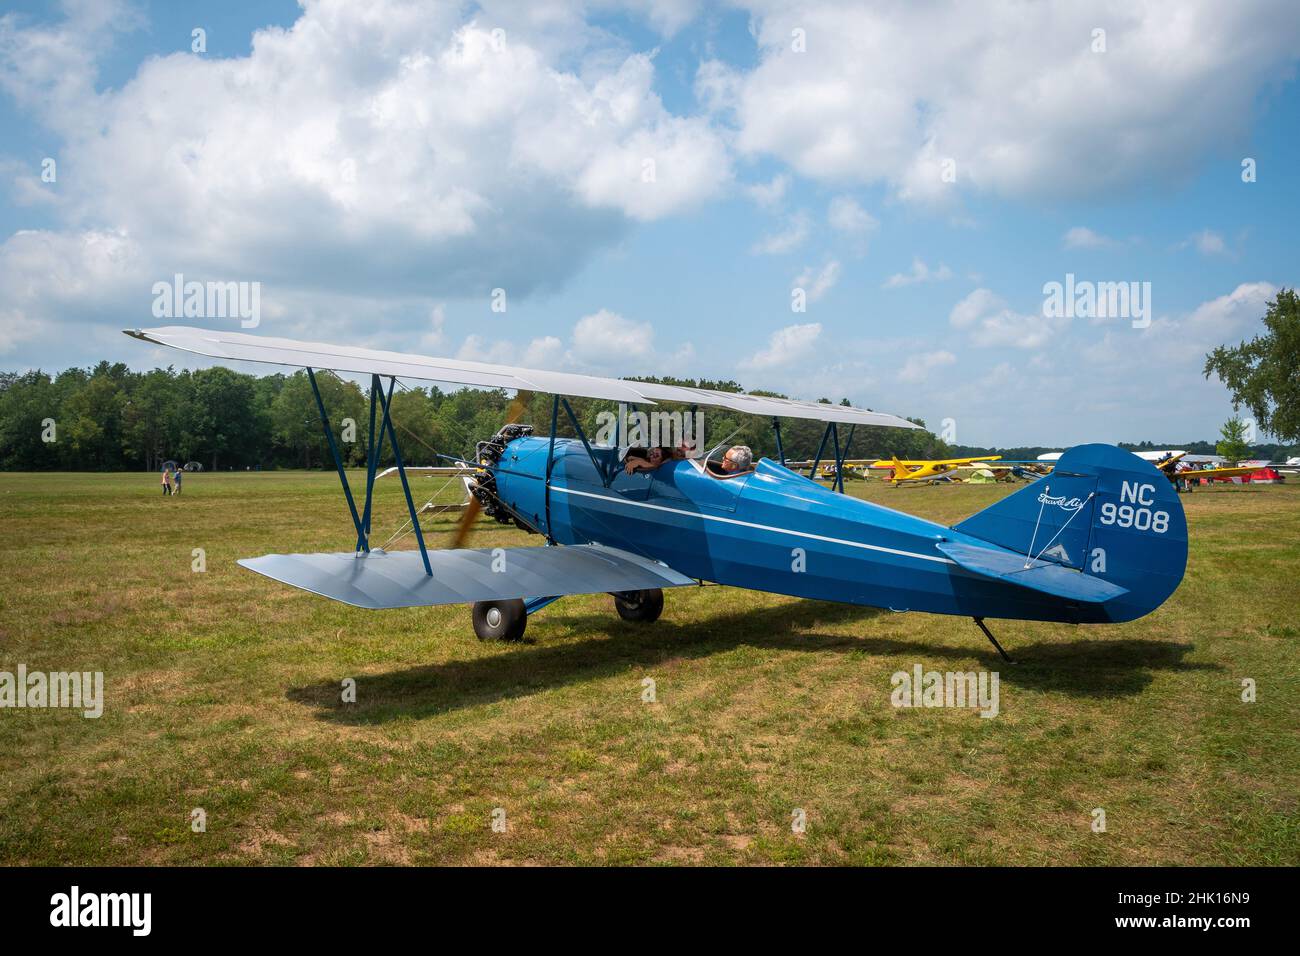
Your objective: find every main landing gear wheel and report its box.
[612,588,664,623]
[472,599,528,642]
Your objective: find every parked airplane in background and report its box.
[1042,449,1281,491]
[871,455,1002,485]
[1152,454,1256,490]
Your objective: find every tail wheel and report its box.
[612,588,664,623]
[472,599,528,642]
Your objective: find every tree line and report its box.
[0,362,950,472]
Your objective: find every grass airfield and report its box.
[0,470,1296,865]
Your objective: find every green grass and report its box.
[0,470,1296,865]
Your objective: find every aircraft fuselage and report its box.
[489,437,1159,624]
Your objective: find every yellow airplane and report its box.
[871,455,1001,485]
[1152,453,1257,489]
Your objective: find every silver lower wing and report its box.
[238,544,694,610]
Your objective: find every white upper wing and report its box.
[125,325,919,429]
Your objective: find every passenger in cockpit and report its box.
[624,445,685,475]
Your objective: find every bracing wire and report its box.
[1023,484,1050,569]
[1025,491,1095,569]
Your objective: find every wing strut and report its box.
[559,396,612,487]
[375,376,433,576]
[544,394,559,543]
[837,425,856,493]
[810,422,831,486]
[830,423,843,492]
[807,421,855,493]
[356,374,395,552]
[307,367,364,546]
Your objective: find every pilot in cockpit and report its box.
[705,445,754,478]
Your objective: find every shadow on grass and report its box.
[287,598,1218,722]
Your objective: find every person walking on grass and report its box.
[161,466,172,496]
[173,466,183,496]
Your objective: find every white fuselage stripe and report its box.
[551,486,955,565]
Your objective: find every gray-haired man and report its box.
[708,445,753,477]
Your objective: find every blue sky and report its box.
[1,0,1297,447]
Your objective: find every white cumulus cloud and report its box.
[745,173,790,208]
[793,260,840,303]
[701,0,1300,203]
[1182,228,1229,256]
[570,308,655,365]
[1063,226,1119,249]
[828,196,878,235]
[751,211,810,255]
[0,0,732,344]
[884,257,953,289]
[950,287,1062,349]
[897,350,957,384]
[741,322,822,370]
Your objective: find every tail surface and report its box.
[952,444,1187,622]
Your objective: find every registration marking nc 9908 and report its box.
[1099,481,1169,533]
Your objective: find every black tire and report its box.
[612,588,664,623]
[472,599,528,642]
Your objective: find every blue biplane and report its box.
[126,326,1188,659]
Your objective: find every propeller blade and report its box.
[448,495,483,550]
[447,391,531,550]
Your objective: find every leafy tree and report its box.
[270,374,321,469]
[1216,418,1251,462]
[121,368,188,471]
[0,371,60,470]
[1204,288,1300,442]
[385,387,438,465]
[251,372,288,467]
[62,370,127,469]
[185,366,263,470]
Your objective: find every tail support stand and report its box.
[973,617,1014,663]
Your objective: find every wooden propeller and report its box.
[448,391,531,550]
